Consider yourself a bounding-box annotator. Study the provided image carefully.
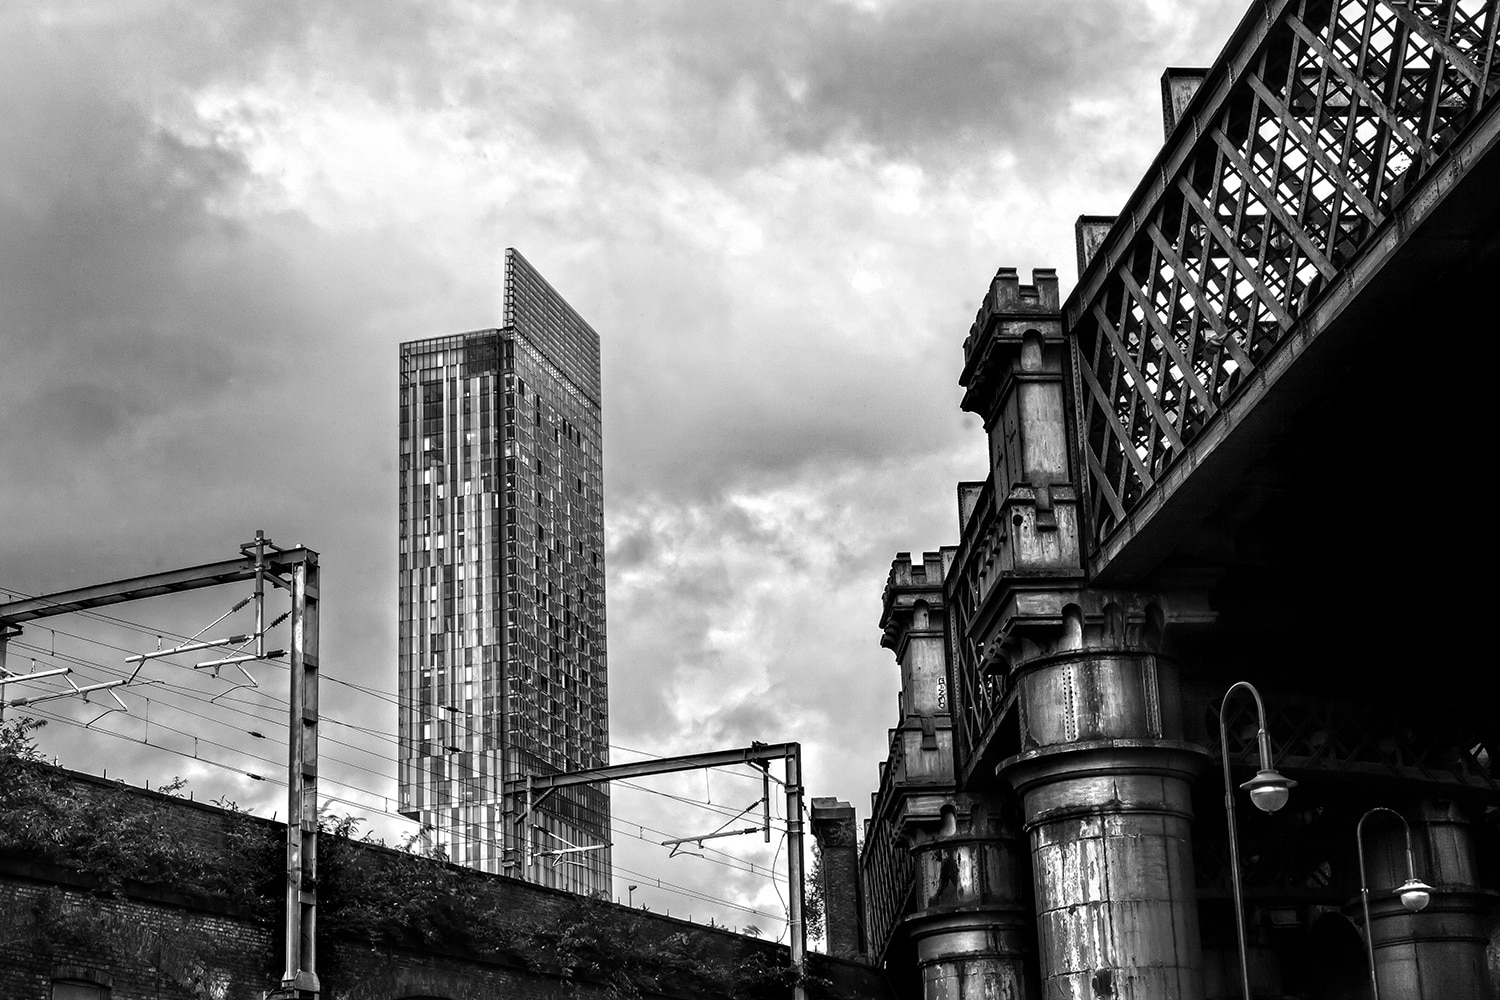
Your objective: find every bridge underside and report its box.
[1136,91,1500,784]
[1156,125,1499,711]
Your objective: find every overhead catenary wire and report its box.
[2,591,779,787]
[13,621,784,833]
[9,640,791,884]
[14,641,798,881]
[23,612,768,768]
[18,702,780,922]
[1,584,799,913]
[10,636,794,879]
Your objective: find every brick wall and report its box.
[0,768,890,1000]
[0,868,274,1000]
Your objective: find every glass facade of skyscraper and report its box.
[397,249,609,894]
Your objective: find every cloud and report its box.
[605,450,977,762]
[1,0,1251,934]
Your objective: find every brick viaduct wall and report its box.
[0,768,889,1000]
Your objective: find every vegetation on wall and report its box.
[0,718,278,913]
[803,840,826,946]
[0,719,837,999]
[316,813,830,997]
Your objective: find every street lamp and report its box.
[1219,680,1297,1000]
[1356,807,1435,1000]
[628,884,638,907]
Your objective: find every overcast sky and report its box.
[1,0,1248,939]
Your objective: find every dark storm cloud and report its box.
[662,2,1157,155]
[0,52,249,350]
[1,0,1254,929]
[0,6,436,804]
[502,0,1249,503]
[551,0,1248,175]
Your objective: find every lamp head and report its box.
[1396,877,1434,913]
[1239,768,1296,813]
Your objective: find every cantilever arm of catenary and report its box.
[663,796,768,857]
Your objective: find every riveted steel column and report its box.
[1000,635,1207,999]
[1358,799,1495,999]
[903,796,1036,1000]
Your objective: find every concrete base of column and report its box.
[911,912,1035,1000]
[1003,739,1209,1000]
[1359,888,1499,999]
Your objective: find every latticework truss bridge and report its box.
[856,2,1500,997]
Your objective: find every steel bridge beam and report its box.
[510,741,798,790]
[0,549,314,626]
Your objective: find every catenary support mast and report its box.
[514,742,809,1000]
[0,535,321,1000]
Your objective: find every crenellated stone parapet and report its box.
[879,550,957,781]
[960,267,1063,409]
[881,550,950,658]
[861,551,964,972]
[884,549,949,598]
[957,268,1082,585]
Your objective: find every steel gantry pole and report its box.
[0,538,321,999]
[783,743,807,1000]
[0,627,12,721]
[281,551,321,999]
[512,741,809,998]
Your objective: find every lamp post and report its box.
[1356,807,1434,1000]
[1219,681,1297,1000]
[628,884,638,907]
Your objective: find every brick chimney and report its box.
[810,797,865,960]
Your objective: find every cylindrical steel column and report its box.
[1000,643,1207,999]
[1358,800,1495,999]
[913,913,1033,1000]
[903,798,1036,1000]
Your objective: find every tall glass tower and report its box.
[397,249,610,894]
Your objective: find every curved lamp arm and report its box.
[1356,807,1436,1000]
[1218,681,1295,1000]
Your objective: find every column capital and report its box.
[810,797,858,848]
[986,587,1215,676]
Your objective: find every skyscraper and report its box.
[397,249,610,894]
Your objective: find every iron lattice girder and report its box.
[1068,0,1500,578]
[1217,691,1497,796]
